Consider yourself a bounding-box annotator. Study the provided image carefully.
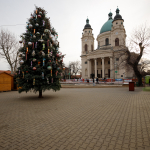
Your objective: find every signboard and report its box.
[115,71,118,73]
[115,79,123,81]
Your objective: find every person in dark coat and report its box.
[96,77,99,84]
[93,78,95,86]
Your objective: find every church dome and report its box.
[100,11,113,34]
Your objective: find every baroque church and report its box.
[81,7,133,79]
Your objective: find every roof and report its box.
[0,70,14,76]
[100,19,113,34]
[83,18,92,30]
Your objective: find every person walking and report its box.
[96,77,99,84]
[93,78,95,86]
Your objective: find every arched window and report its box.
[115,38,119,46]
[105,38,109,45]
[85,44,88,52]
[91,45,93,51]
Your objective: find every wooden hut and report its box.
[0,71,14,91]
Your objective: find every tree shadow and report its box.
[16,94,58,102]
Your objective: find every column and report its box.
[101,57,105,78]
[88,59,91,78]
[110,57,113,78]
[94,58,97,78]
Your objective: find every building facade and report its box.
[81,7,133,79]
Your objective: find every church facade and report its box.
[81,7,133,79]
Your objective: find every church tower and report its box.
[81,18,94,55]
[111,7,126,47]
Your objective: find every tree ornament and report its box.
[35,23,39,27]
[33,35,36,38]
[42,51,45,56]
[33,78,35,85]
[33,58,36,62]
[44,29,49,33]
[33,67,36,71]
[39,11,42,15]
[28,42,32,46]
[36,10,37,14]
[32,42,34,49]
[47,66,52,70]
[35,42,37,48]
[38,62,41,66]
[19,40,22,43]
[29,24,33,28]
[22,71,24,78]
[20,60,24,64]
[43,58,46,66]
[48,49,50,54]
[42,72,44,79]
[26,52,27,60]
[43,44,45,50]
[47,78,49,84]
[34,29,35,34]
[56,71,58,76]
[51,78,53,83]
[26,71,28,73]
[43,20,45,26]
[36,32,40,35]
[39,51,42,55]
[47,40,49,47]
[56,54,59,57]
[51,70,52,76]
[32,50,35,56]
[38,15,41,18]
[31,61,32,67]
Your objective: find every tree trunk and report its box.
[38,90,43,98]
[133,66,142,86]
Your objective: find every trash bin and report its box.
[129,82,134,91]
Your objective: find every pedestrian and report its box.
[93,78,95,86]
[96,77,99,84]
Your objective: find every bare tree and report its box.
[0,29,20,74]
[117,25,150,86]
[69,60,81,78]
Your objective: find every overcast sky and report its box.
[0,0,150,70]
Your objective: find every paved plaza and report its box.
[0,87,150,150]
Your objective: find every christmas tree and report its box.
[15,6,64,98]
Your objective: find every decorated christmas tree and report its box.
[15,6,64,98]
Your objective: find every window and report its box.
[108,61,110,64]
[116,58,119,61]
[91,45,93,51]
[85,61,87,64]
[97,62,98,65]
[85,44,88,52]
[89,31,90,33]
[115,38,119,46]
[121,75,123,77]
[116,22,118,24]
[105,38,109,45]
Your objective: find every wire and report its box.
[0,24,25,27]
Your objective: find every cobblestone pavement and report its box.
[0,87,150,150]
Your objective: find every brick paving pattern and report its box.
[0,87,150,150]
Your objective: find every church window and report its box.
[85,61,87,64]
[91,45,93,51]
[89,31,90,33]
[116,22,118,24]
[108,61,110,64]
[115,38,119,46]
[85,44,88,52]
[116,58,119,61]
[105,38,109,45]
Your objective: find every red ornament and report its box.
[33,67,36,71]
[38,15,41,18]
[26,71,28,73]
[56,54,59,57]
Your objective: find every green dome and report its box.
[100,19,113,34]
